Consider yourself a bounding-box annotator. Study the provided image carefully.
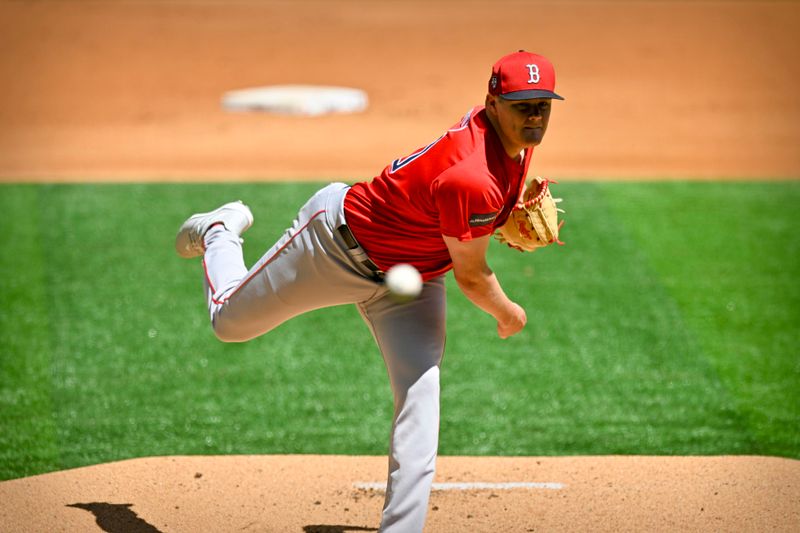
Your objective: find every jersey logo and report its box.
[389,109,473,173]
[469,212,499,227]
[526,64,540,84]
[389,135,443,173]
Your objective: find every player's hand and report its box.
[497,303,527,339]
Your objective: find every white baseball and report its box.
[385,263,423,302]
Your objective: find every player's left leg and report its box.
[358,277,447,533]
[179,183,381,342]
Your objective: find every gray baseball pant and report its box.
[201,182,445,533]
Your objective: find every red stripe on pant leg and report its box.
[202,258,226,305]
[211,209,326,306]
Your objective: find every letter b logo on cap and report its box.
[526,64,540,84]
[488,51,564,100]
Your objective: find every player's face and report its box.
[487,95,552,154]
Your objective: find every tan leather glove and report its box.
[495,176,564,252]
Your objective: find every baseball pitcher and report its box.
[176,50,565,532]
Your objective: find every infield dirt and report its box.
[1,455,799,532]
[0,1,798,532]
[1,0,798,181]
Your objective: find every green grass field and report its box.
[1,181,798,481]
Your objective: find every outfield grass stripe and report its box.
[597,181,800,457]
[0,182,797,480]
[443,182,758,456]
[0,186,60,479]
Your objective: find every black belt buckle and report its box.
[337,225,385,281]
[338,224,359,250]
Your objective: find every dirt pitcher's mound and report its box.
[0,455,797,532]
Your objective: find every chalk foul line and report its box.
[354,481,564,491]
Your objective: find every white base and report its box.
[221,85,368,116]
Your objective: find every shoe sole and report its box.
[175,201,253,258]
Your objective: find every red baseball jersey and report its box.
[344,106,533,280]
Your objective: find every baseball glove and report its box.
[495,176,564,252]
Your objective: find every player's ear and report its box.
[485,94,498,114]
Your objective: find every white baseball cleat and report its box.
[175,201,254,258]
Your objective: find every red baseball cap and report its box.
[488,50,564,101]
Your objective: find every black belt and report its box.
[337,225,385,281]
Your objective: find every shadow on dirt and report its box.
[66,502,163,533]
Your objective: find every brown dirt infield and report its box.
[1,1,799,532]
[1,455,799,532]
[1,0,798,181]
